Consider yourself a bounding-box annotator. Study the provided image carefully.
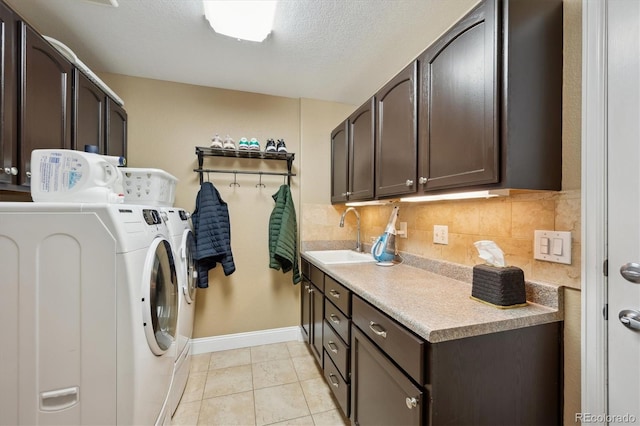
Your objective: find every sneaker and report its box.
[223,135,236,150]
[210,134,223,149]
[238,137,249,150]
[249,138,261,151]
[265,139,276,153]
[276,139,288,153]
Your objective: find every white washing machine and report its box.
[0,202,178,425]
[162,207,197,418]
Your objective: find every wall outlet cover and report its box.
[434,225,448,245]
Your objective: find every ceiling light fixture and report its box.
[399,189,510,203]
[203,0,277,42]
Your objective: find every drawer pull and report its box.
[329,373,340,388]
[369,321,387,338]
[330,314,340,325]
[329,289,340,299]
[327,341,339,354]
[406,397,418,409]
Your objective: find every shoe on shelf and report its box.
[223,135,236,150]
[210,134,223,149]
[238,137,249,150]
[265,139,276,153]
[276,139,288,153]
[249,138,261,151]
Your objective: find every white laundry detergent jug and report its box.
[30,149,126,203]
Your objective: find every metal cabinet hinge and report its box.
[603,259,608,277]
[603,304,608,320]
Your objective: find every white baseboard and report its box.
[190,326,304,355]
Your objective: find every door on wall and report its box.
[607,0,640,420]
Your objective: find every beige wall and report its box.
[100,74,312,338]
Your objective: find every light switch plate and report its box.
[433,225,448,245]
[534,230,572,264]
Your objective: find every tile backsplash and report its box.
[302,189,581,289]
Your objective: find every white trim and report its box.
[581,0,609,417]
[190,326,303,355]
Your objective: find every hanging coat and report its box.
[268,184,301,284]
[192,181,235,288]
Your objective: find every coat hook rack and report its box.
[194,147,296,186]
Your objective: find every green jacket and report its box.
[269,184,301,284]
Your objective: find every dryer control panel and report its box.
[142,209,162,225]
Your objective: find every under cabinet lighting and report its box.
[345,200,394,207]
[203,0,277,42]
[399,189,510,203]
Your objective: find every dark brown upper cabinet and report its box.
[330,121,349,203]
[417,0,562,193]
[19,23,73,187]
[74,69,106,154]
[375,62,417,198]
[0,1,16,187]
[348,98,375,201]
[106,97,127,158]
[330,98,375,204]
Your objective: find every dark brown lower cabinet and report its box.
[351,326,423,426]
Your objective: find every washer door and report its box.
[142,238,178,355]
[182,229,197,304]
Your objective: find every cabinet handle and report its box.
[341,192,351,197]
[5,167,18,176]
[405,397,418,409]
[329,289,340,299]
[327,341,339,354]
[26,171,31,178]
[405,179,414,187]
[308,288,313,294]
[369,321,387,338]
[329,314,340,325]
[419,176,427,185]
[329,373,340,388]
[304,285,309,290]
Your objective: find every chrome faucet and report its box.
[339,207,362,252]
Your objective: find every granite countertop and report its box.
[301,251,563,343]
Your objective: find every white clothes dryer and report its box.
[0,203,178,426]
[162,207,197,417]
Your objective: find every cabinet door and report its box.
[19,23,73,187]
[375,62,417,198]
[105,97,127,158]
[0,2,15,187]
[348,98,374,201]
[418,1,498,191]
[300,277,311,343]
[309,283,324,366]
[74,69,106,154]
[331,121,348,203]
[351,327,422,426]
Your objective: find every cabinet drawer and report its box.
[352,295,425,385]
[309,264,324,291]
[324,275,351,315]
[324,351,350,417]
[325,299,350,343]
[323,320,349,381]
[301,258,311,279]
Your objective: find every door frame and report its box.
[582,0,608,416]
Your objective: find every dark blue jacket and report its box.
[192,182,235,287]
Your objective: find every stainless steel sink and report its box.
[304,249,375,265]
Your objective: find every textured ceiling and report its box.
[5,0,478,105]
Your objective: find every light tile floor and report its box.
[171,341,351,426]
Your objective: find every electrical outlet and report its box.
[433,225,448,245]
[398,222,408,238]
